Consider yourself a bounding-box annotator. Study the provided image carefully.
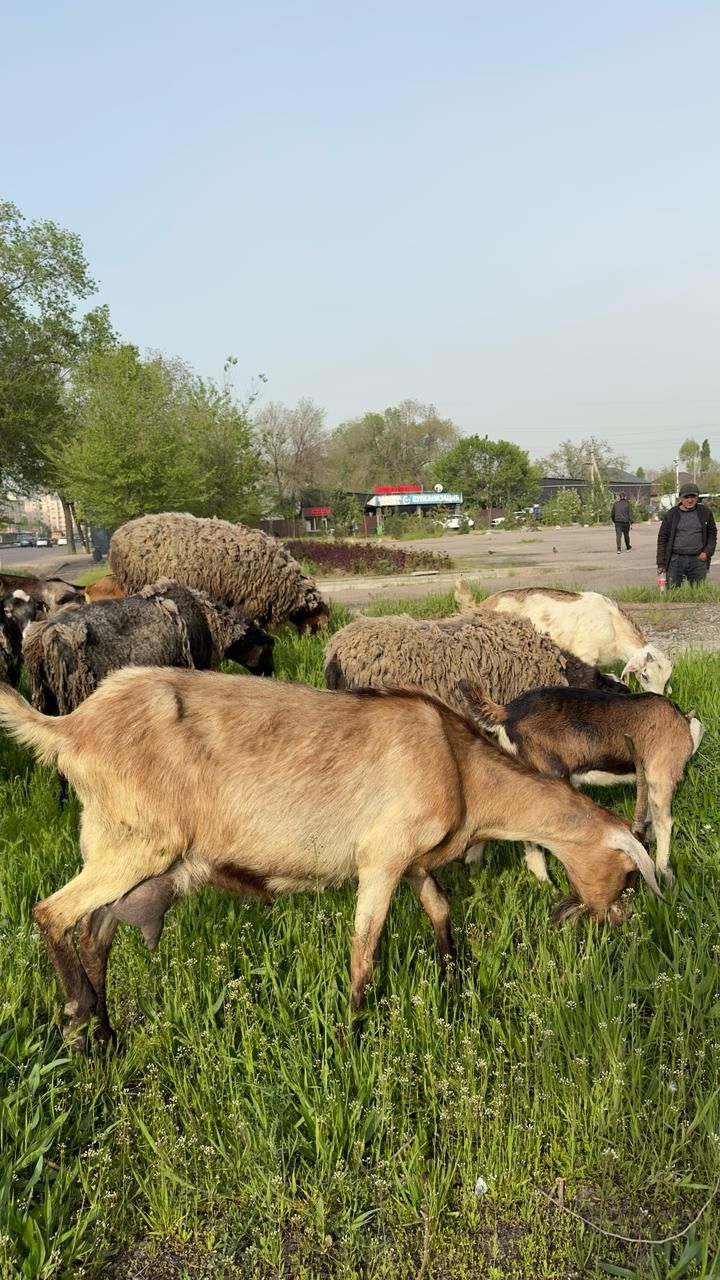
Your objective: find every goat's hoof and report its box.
[91,1019,117,1051]
[62,1020,91,1053]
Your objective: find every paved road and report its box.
[317,522,665,607]
[0,545,98,579]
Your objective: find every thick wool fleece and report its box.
[109,513,326,630]
[324,613,578,707]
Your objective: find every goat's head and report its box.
[3,589,39,635]
[290,600,330,634]
[620,645,672,695]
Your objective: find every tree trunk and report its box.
[70,503,90,553]
[59,496,77,554]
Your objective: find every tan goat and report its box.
[0,670,662,1045]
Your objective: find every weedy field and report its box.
[1,596,719,1279]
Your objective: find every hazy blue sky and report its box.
[4,1,719,469]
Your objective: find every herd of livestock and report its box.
[0,511,703,1046]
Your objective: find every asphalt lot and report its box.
[317,521,667,607]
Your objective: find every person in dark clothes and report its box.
[611,491,633,552]
[656,483,717,587]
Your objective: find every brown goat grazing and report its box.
[0,670,661,1045]
[84,574,125,602]
[464,683,703,882]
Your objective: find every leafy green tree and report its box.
[324,400,458,491]
[0,201,117,548]
[653,465,679,497]
[541,489,581,525]
[700,438,711,475]
[582,469,614,524]
[432,436,541,526]
[679,438,701,481]
[330,490,363,536]
[55,346,263,528]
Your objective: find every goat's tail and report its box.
[0,684,63,766]
[454,579,478,614]
[455,678,507,731]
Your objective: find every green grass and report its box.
[0,617,719,1277]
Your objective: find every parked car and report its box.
[440,516,475,529]
[56,537,68,546]
[35,537,50,547]
[17,536,36,548]
[490,517,506,527]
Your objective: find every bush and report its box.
[284,539,452,576]
[541,490,581,525]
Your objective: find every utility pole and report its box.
[673,456,680,497]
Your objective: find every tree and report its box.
[654,465,679,498]
[700,439,712,475]
[55,346,264,528]
[0,201,108,487]
[324,400,458,491]
[679,438,701,481]
[255,398,327,517]
[537,437,627,480]
[330,489,363,536]
[432,436,541,526]
[581,467,613,524]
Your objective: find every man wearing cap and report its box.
[656,484,717,588]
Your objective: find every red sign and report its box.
[373,484,422,495]
[305,507,330,516]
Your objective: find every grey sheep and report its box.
[109,512,329,633]
[324,612,628,708]
[23,579,274,715]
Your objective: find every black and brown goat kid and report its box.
[462,682,703,884]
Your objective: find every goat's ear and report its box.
[456,678,484,706]
[684,709,696,720]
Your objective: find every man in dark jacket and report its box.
[611,492,633,552]
[656,483,717,587]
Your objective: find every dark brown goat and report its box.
[463,682,703,882]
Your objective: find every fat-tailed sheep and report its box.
[324,611,629,708]
[0,670,661,1044]
[23,579,274,715]
[109,512,329,633]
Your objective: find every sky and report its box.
[4,0,720,471]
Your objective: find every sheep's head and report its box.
[620,645,672,694]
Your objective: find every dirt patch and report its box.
[623,602,720,657]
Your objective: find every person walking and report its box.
[611,491,633,552]
[656,483,717,587]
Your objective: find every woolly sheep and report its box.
[324,611,629,709]
[459,583,673,694]
[109,512,329,633]
[23,579,274,715]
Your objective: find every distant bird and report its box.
[553,545,558,554]
[487,550,495,555]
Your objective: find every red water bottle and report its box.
[657,570,667,592]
